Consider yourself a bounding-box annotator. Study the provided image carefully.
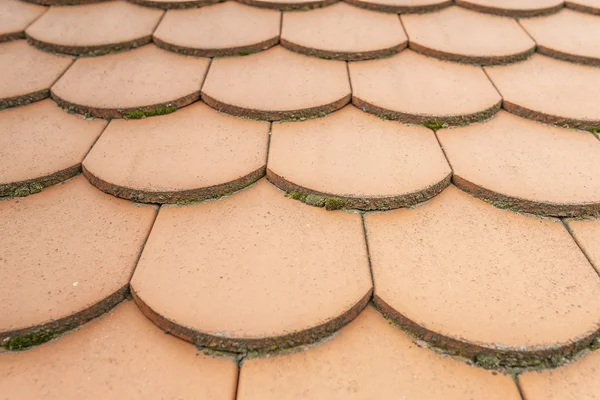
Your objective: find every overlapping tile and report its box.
[566,0,600,15]
[202,46,351,120]
[280,3,407,61]
[131,179,372,352]
[402,6,534,65]
[153,2,280,57]
[520,9,600,66]
[455,0,564,17]
[0,176,156,347]
[238,307,522,400]
[0,100,106,198]
[486,54,600,130]
[25,1,163,56]
[0,301,238,399]
[438,111,600,217]
[267,106,451,210]
[0,40,72,109]
[345,0,450,14]
[237,0,336,11]
[566,218,600,275]
[51,44,209,118]
[83,102,269,203]
[20,0,108,4]
[519,350,600,400]
[365,186,600,366]
[127,0,219,9]
[349,50,501,125]
[0,0,46,42]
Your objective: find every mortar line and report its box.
[360,213,376,293]
[561,218,600,280]
[233,355,245,400]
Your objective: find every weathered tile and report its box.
[456,0,563,17]
[0,0,45,42]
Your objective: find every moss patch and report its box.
[475,353,501,369]
[13,182,43,197]
[305,194,325,207]
[324,197,345,211]
[588,125,600,135]
[3,330,58,351]
[287,192,307,202]
[124,105,177,120]
[238,49,251,56]
[423,120,448,131]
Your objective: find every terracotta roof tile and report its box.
[344,0,451,14]
[0,301,239,399]
[267,105,451,210]
[485,54,600,130]
[0,176,156,342]
[566,0,600,14]
[437,111,600,217]
[455,0,564,17]
[130,179,372,352]
[238,307,522,400]
[280,3,407,61]
[82,102,269,203]
[153,2,280,57]
[25,1,163,56]
[0,100,106,197]
[365,186,600,366]
[520,9,600,66]
[349,50,501,125]
[0,0,46,42]
[0,40,72,109]
[202,46,351,120]
[402,6,535,65]
[51,44,209,118]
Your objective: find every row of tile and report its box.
[3,300,599,399]
[3,100,600,216]
[4,0,600,65]
[2,176,600,365]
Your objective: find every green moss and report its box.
[29,182,43,195]
[12,182,43,197]
[287,192,307,202]
[238,49,251,56]
[588,126,600,135]
[305,194,325,207]
[324,197,345,211]
[423,120,448,131]
[591,337,600,351]
[4,330,58,351]
[124,105,177,120]
[475,353,501,369]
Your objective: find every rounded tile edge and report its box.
[408,41,535,66]
[455,0,564,17]
[0,164,82,198]
[280,37,407,62]
[502,100,600,131]
[565,1,600,15]
[126,0,220,9]
[266,168,452,211]
[20,0,110,5]
[344,0,452,14]
[26,32,154,57]
[536,44,600,68]
[153,35,279,58]
[0,89,49,111]
[237,0,338,11]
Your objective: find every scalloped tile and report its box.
[519,350,600,400]
[202,46,351,120]
[456,0,563,17]
[83,102,269,203]
[520,9,600,66]
[51,44,209,118]
[130,179,372,352]
[0,40,72,109]
[267,106,451,210]
[402,6,534,65]
[485,54,600,130]
[365,186,600,363]
[25,1,163,55]
[127,0,219,9]
[19,0,109,4]
[566,218,600,275]
[0,100,106,197]
[438,111,600,217]
[349,50,501,125]
[238,307,522,400]
[0,301,238,400]
[344,0,451,13]
[0,176,156,341]
[237,0,336,11]
[153,2,280,57]
[280,3,407,61]
[566,0,600,14]
[0,0,46,42]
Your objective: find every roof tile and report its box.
[128,0,220,9]
[0,0,46,42]
[345,0,451,14]
[237,0,337,11]
[455,0,564,17]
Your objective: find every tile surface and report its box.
[455,0,563,16]
[566,218,600,274]
[0,0,46,42]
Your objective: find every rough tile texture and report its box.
[131,180,372,352]
[566,218,600,275]
[520,350,600,400]
[0,40,72,109]
[455,0,564,17]
[83,102,269,203]
[486,54,600,130]
[402,6,535,65]
[365,186,600,365]
[0,301,239,400]
[349,50,501,125]
[520,9,600,66]
[280,3,407,61]
[566,0,600,14]
[0,0,46,42]
[25,1,163,55]
[267,106,451,210]
[51,44,209,118]
[0,176,156,341]
[238,307,522,400]
[345,0,451,13]
[0,100,107,197]
[438,111,600,217]
[153,2,280,57]
[202,46,351,120]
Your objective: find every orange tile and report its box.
[131,179,372,352]
[0,301,239,400]
[0,0,45,42]
[455,0,563,17]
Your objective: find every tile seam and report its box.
[360,213,376,293]
[561,218,600,279]
[127,206,160,283]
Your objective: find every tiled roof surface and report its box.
[1,0,600,398]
